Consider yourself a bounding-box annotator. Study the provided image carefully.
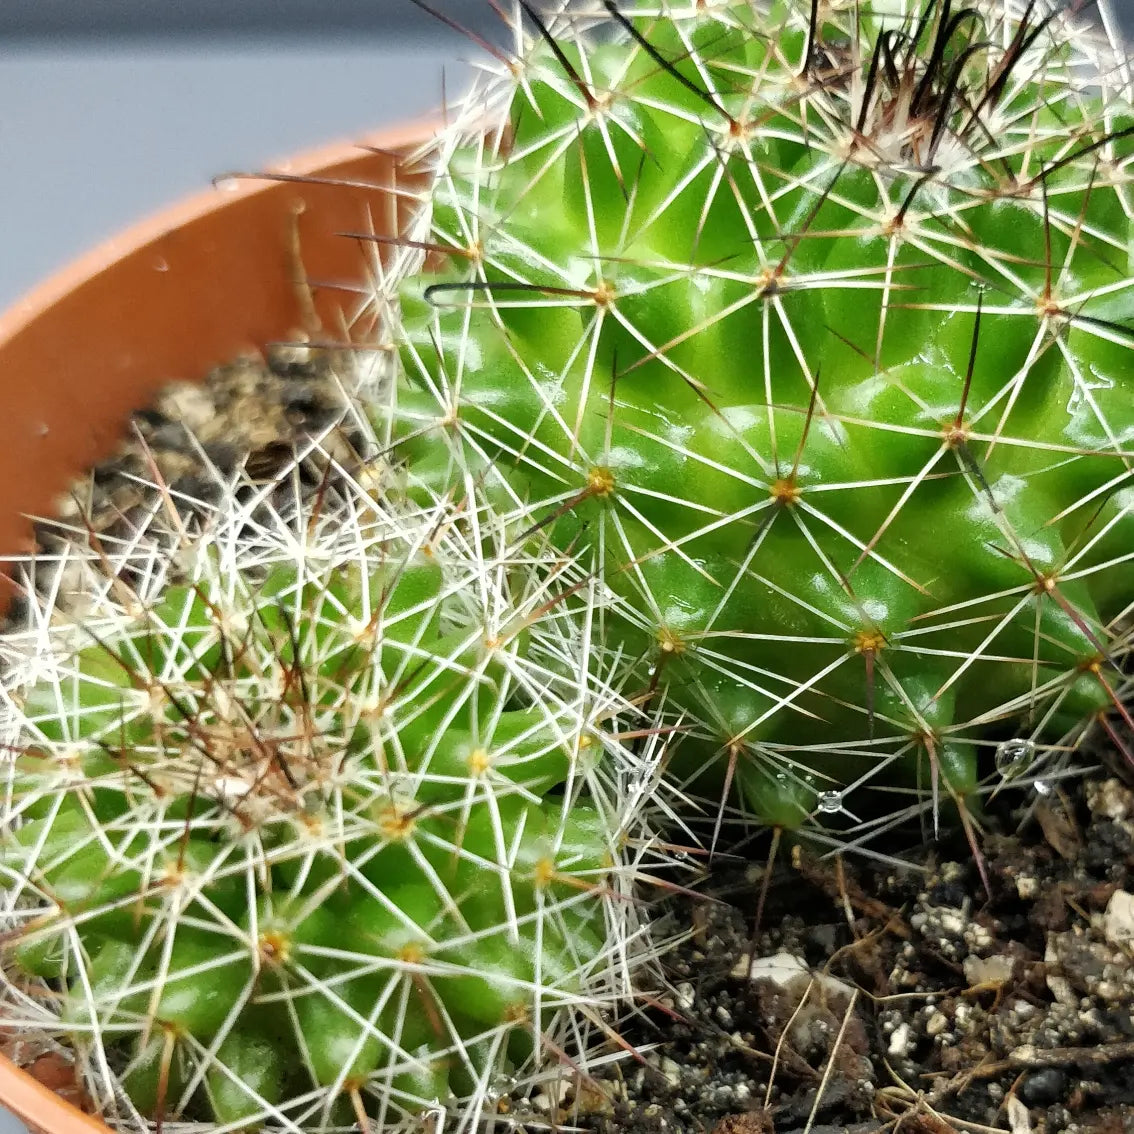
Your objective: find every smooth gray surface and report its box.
[0,0,509,40]
[0,0,1128,41]
[0,1109,24,1134]
[0,39,482,309]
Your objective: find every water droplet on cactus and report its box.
[994,738,1036,780]
[816,789,843,815]
[1033,779,1054,797]
[488,1072,518,1100]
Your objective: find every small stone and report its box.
[155,381,217,432]
[572,1082,613,1116]
[887,1022,912,1058]
[1010,999,1037,1021]
[744,951,854,998]
[744,951,809,986]
[1006,1096,1033,1134]
[938,909,967,937]
[674,981,696,1012]
[1102,890,1134,947]
[1095,979,1123,1001]
[709,1112,774,1134]
[926,1010,949,1037]
[1018,1067,1067,1107]
[964,953,1015,988]
[729,954,753,980]
[1089,778,1133,822]
[963,922,994,951]
[267,339,317,371]
[531,1078,565,1112]
[1045,971,1077,1007]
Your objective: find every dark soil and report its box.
[533,771,1134,1134]
[4,349,1133,1134]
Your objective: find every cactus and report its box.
[1,467,659,1132]
[386,0,1134,842]
[4,2,1133,1129]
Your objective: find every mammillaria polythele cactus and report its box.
[1,467,659,1132]
[3,2,1134,1131]
[387,0,1134,841]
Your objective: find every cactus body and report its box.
[3,3,1134,1130]
[1,487,650,1131]
[392,0,1134,831]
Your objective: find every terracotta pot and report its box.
[0,118,437,1134]
[0,117,437,616]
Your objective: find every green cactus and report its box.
[387,0,1134,838]
[4,3,1133,1130]
[1,487,652,1131]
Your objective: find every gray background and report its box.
[0,1,505,39]
[0,6,497,310]
[0,2,1132,309]
[0,2,1130,1133]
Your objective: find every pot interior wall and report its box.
[0,132,430,615]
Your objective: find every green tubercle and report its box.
[1,498,640,1129]
[390,0,1134,832]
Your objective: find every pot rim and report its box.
[0,117,436,344]
[0,114,440,613]
[0,1054,109,1134]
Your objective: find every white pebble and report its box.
[887,1022,912,1058]
[674,982,696,1012]
[963,953,1015,988]
[1103,890,1134,947]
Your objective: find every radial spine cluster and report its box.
[388,0,1134,837]
[1,466,657,1131]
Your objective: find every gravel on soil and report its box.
[3,338,377,628]
[523,774,1134,1134]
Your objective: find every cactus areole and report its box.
[2,507,629,1129]
[394,0,1134,831]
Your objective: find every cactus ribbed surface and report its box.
[1,489,649,1131]
[392,0,1134,833]
[2,3,1133,1132]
